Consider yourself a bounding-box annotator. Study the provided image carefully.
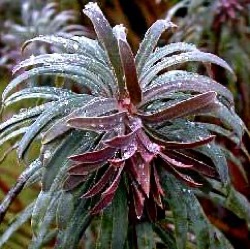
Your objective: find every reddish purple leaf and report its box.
[130,155,151,197]
[114,25,142,105]
[91,165,124,214]
[132,183,145,219]
[152,164,164,196]
[162,135,216,149]
[104,130,137,148]
[108,143,137,164]
[169,166,203,187]
[150,167,164,208]
[64,175,88,191]
[159,152,193,168]
[146,197,157,221]
[82,166,116,198]
[68,162,105,175]
[137,129,161,153]
[69,146,117,163]
[91,192,115,215]
[165,151,217,177]
[137,91,217,123]
[67,111,126,132]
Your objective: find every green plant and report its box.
[1,2,250,248]
[166,0,250,129]
[0,0,88,71]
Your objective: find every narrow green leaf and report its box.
[30,191,61,249]
[31,191,52,236]
[136,20,176,75]
[142,70,234,106]
[23,35,106,62]
[4,87,73,107]
[18,96,88,159]
[153,223,177,249]
[42,130,91,191]
[140,51,234,86]
[56,191,74,229]
[111,180,128,249]
[161,174,188,249]
[83,2,125,96]
[144,42,198,71]
[136,222,155,249]
[55,199,91,249]
[96,207,113,249]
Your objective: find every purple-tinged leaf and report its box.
[132,183,145,219]
[141,70,234,106]
[136,130,161,163]
[144,43,198,71]
[109,143,137,164]
[137,139,155,163]
[130,155,151,197]
[69,146,116,163]
[104,130,137,148]
[67,111,126,132]
[42,119,71,145]
[68,162,105,175]
[151,179,163,209]
[82,166,116,198]
[146,198,157,222]
[160,135,216,149]
[152,164,164,197]
[127,116,143,131]
[137,91,217,123]
[42,97,118,144]
[83,3,125,96]
[114,25,142,105]
[64,175,88,191]
[91,165,124,214]
[135,20,177,75]
[91,193,115,215]
[164,164,203,187]
[159,152,193,168]
[137,129,161,154]
[165,151,217,178]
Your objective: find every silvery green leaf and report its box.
[83,2,124,95]
[136,20,177,75]
[4,87,74,107]
[143,42,198,71]
[142,70,234,106]
[140,51,234,86]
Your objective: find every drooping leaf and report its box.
[140,51,234,86]
[138,91,217,123]
[83,2,125,96]
[136,20,177,75]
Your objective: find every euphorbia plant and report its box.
[0,2,250,248]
